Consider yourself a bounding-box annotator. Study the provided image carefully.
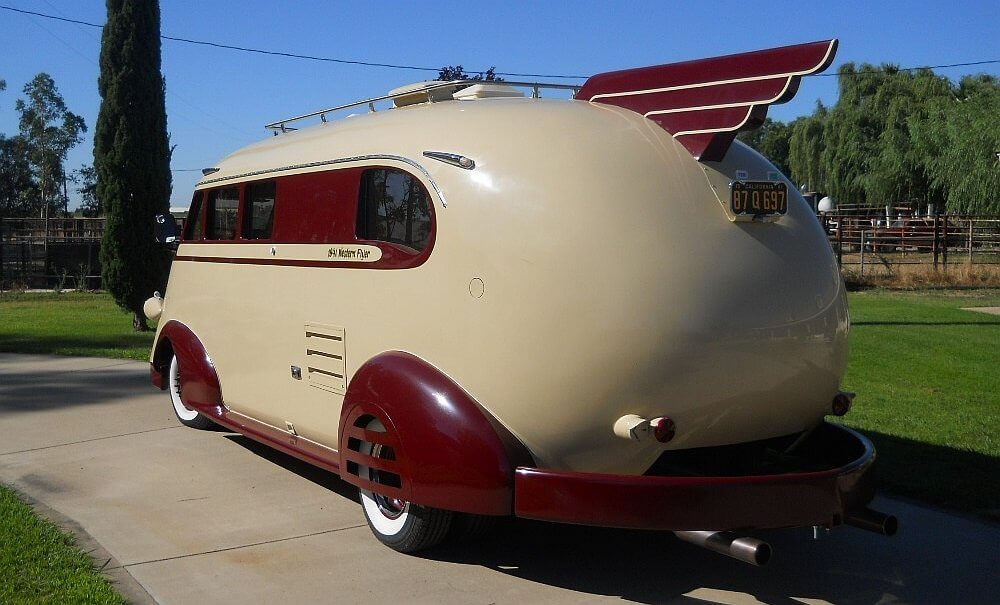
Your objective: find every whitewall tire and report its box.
[358,418,452,552]
[168,354,215,430]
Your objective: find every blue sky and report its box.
[1,0,998,208]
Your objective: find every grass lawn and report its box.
[842,288,1000,519]
[0,291,153,360]
[0,485,125,605]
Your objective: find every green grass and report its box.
[0,291,153,360]
[0,485,126,605]
[842,288,1000,518]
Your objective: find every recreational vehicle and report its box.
[146,39,896,565]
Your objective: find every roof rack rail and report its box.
[265,79,582,133]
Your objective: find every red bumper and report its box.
[514,423,876,531]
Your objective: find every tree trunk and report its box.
[133,312,150,332]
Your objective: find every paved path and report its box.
[962,306,1000,316]
[1,353,998,604]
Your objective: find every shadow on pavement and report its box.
[224,429,1000,604]
[0,365,151,414]
[224,434,359,503]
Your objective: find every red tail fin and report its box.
[575,40,838,161]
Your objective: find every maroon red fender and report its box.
[339,351,534,516]
[151,320,224,417]
[575,39,838,161]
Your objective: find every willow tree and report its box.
[96,0,172,330]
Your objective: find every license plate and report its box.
[730,181,788,217]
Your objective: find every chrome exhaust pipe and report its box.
[674,530,772,566]
[845,508,898,536]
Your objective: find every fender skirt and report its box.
[339,351,534,516]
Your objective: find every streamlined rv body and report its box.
[148,40,895,563]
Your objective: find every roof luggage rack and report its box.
[265,80,581,133]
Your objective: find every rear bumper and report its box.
[514,422,876,531]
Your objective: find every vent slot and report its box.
[304,323,346,394]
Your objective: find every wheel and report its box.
[448,512,498,543]
[358,418,452,552]
[168,354,216,430]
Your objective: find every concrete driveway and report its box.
[1,353,998,604]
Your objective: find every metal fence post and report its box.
[860,230,866,279]
[942,216,949,267]
[968,218,974,264]
[932,214,940,269]
[835,215,843,266]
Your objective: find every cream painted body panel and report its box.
[156,97,848,476]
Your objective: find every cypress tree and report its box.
[96,0,172,331]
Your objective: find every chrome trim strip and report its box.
[423,151,475,170]
[197,154,449,207]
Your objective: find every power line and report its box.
[0,4,588,79]
[2,5,997,81]
[812,59,1000,77]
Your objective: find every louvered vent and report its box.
[304,324,346,394]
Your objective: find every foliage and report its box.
[0,134,36,217]
[1,74,86,218]
[773,64,999,213]
[0,291,154,360]
[96,0,173,331]
[0,485,126,604]
[437,65,502,82]
[737,118,792,176]
[910,75,1000,214]
[74,164,100,217]
[787,103,828,192]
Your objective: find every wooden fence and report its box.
[0,218,104,290]
[819,213,1000,276]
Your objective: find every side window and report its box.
[356,168,432,252]
[185,192,204,240]
[206,186,239,240]
[243,180,276,240]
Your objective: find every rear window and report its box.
[356,168,432,252]
[207,187,239,240]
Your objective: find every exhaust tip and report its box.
[846,508,899,536]
[753,542,772,566]
[674,530,772,566]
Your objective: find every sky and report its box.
[1,0,998,209]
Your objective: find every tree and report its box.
[437,65,502,82]
[787,102,829,192]
[74,165,100,217]
[737,118,792,176]
[0,135,36,217]
[912,75,1000,214]
[14,73,87,217]
[96,0,173,331]
[1,80,37,217]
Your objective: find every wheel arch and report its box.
[339,351,534,516]
[151,320,224,417]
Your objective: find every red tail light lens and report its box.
[652,417,676,443]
